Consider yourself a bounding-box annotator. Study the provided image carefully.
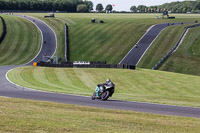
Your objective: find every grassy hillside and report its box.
[21,13,154,63]
[138,23,200,76]
[0,15,41,65]
[1,97,200,133]
[137,25,186,68]
[8,66,200,107]
[18,13,200,64]
[160,26,200,76]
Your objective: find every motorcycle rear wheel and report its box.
[101,91,110,101]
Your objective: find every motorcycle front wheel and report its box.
[91,92,96,100]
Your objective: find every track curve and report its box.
[16,15,57,65]
[0,17,200,118]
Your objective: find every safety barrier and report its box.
[65,23,69,61]
[37,61,135,70]
[153,24,200,70]
[0,16,6,44]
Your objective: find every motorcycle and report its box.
[91,83,115,101]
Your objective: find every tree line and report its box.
[0,0,93,12]
[130,0,200,13]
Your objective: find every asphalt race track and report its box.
[0,16,200,118]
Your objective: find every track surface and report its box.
[0,17,200,118]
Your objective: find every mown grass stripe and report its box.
[54,68,79,91]
[0,17,21,64]
[0,15,41,65]
[5,18,28,64]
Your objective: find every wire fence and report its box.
[37,61,136,70]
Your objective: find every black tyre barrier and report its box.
[65,23,69,61]
[37,61,135,70]
[153,23,200,70]
[0,16,7,44]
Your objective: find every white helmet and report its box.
[106,79,110,83]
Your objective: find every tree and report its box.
[130,6,137,12]
[105,4,112,13]
[77,4,88,12]
[137,5,146,13]
[84,0,93,12]
[96,3,103,12]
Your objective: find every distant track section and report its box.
[16,15,57,65]
[120,23,192,66]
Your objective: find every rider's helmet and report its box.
[106,79,110,83]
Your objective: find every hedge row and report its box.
[0,16,6,44]
[0,0,77,12]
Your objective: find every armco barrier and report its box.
[0,16,7,44]
[37,61,135,70]
[65,23,69,61]
[153,23,200,70]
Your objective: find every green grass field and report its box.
[0,97,200,133]
[0,15,41,65]
[18,13,200,64]
[7,66,200,107]
[159,26,200,76]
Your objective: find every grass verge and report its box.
[0,97,200,133]
[0,15,41,65]
[7,66,200,107]
[160,26,200,76]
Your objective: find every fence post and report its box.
[65,23,69,61]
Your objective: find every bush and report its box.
[77,4,88,13]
